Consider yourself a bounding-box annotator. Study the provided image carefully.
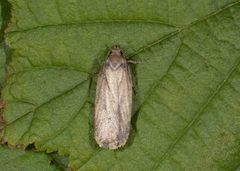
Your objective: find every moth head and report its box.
[110,45,123,56]
[107,45,126,70]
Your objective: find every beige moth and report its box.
[94,45,132,150]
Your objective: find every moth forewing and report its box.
[94,46,132,150]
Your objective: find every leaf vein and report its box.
[129,0,240,58]
[152,56,240,170]
[133,42,183,119]
[11,66,91,76]
[9,19,179,34]
[5,79,88,140]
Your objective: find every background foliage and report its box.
[1,0,240,170]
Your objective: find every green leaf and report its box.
[50,153,69,171]
[0,2,6,88]
[0,145,60,171]
[2,0,240,170]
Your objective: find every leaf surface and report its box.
[2,0,240,170]
[0,146,59,171]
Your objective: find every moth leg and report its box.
[127,60,143,64]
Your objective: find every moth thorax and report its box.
[108,52,125,70]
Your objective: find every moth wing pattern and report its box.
[94,62,132,149]
[117,65,132,139]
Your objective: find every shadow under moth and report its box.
[94,45,133,150]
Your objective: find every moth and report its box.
[94,45,132,150]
